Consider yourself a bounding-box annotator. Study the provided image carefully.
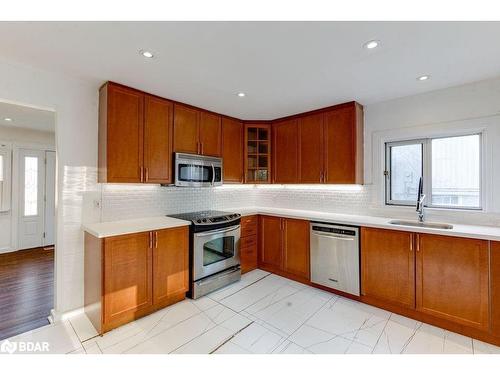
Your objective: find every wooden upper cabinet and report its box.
[153,227,189,307]
[144,95,173,184]
[103,232,152,327]
[299,113,324,183]
[416,234,489,331]
[361,227,415,309]
[258,215,282,272]
[324,102,364,184]
[222,118,244,183]
[99,82,144,183]
[244,123,272,183]
[173,104,200,154]
[282,218,310,281]
[199,111,222,157]
[272,119,299,183]
[491,241,500,337]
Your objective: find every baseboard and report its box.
[49,307,85,324]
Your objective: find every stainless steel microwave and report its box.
[174,153,223,187]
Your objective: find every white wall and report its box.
[0,58,99,314]
[364,76,500,225]
[0,127,55,252]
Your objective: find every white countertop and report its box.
[82,216,190,238]
[228,206,500,242]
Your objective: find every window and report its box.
[24,156,38,216]
[0,146,11,212]
[385,134,482,210]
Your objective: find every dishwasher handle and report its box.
[311,232,355,241]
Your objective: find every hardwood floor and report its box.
[0,247,54,340]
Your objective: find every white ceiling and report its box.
[1,22,500,119]
[0,101,55,132]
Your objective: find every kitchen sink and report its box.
[388,220,454,230]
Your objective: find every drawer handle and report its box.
[328,278,339,283]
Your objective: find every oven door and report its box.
[193,224,240,281]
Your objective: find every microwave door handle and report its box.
[211,164,215,186]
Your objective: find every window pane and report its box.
[390,143,422,203]
[431,135,480,208]
[24,156,38,216]
[0,154,3,181]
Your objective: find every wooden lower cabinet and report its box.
[416,233,489,331]
[258,215,310,283]
[240,215,258,274]
[361,227,415,309]
[84,226,189,334]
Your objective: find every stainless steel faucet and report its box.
[416,193,426,222]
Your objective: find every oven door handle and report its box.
[194,224,240,237]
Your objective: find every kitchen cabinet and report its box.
[298,113,324,183]
[222,118,244,183]
[84,226,189,334]
[416,233,489,331]
[258,215,310,282]
[273,119,299,183]
[240,215,258,274]
[323,102,364,184]
[153,227,189,307]
[98,82,173,184]
[361,227,415,309]
[173,104,222,157]
[492,241,500,337]
[244,123,271,183]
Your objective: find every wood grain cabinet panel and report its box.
[416,234,489,331]
[99,83,144,183]
[173,104,200,154]
[103,232,152,328]
[492,241,500,337]
[199,111,222,156]
[258,215,283,273]
[144,95,173,183]
[222,118,244,182]
[323,103,363,184]
[153,227,189,307]
[299,113,324,183]
[273,119,299,183]
[283,218,310,280]
[361,227,415,309]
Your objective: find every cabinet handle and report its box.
[155,231,158,248]
[320,171,323,183]
[149,232,153,248]
[145,167,149,182]
[140,166,144,182]
[201,143,204,155]
[416,234,420,252]
[409,234,413,252]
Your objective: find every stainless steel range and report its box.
[168,210,241,299]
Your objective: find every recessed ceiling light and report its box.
[140,50,154,58]
[237,92,246,97]
[4,117,12,122]
[364,40,380,49]
[417,75,430,81]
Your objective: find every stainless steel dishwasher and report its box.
[310,222,360,296]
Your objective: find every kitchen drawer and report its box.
[240,234,257,248]
[241,215,258,237]
[240,242,258,274]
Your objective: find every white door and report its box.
[44,151,56,246]
[18,149,45,250]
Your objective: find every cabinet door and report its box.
[283,218,310,281]
[199,112,222,156]
[102,83,144,183]
[416,234,489,331]
[492,241,500,336]
[103,232,152,327]
[273,119,299,183]
[222,118,244,183]
[299,113,323,183]
[173,104,199,154]
[361,227,415,309]
[240,235,258,274]
[144,95,173,183]
[153,227,189,307]
[324,104,363,184]
[258,215,283,272]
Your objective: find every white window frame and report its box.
[385,132,483,210]
[0,143,12,212]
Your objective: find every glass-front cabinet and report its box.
[244,123,271,183]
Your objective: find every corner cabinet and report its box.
[84,226,189,334]
[98,82,173,184]
[244,123,271,183]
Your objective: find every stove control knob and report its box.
[196,219,202,223]
[202,218,207,223]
